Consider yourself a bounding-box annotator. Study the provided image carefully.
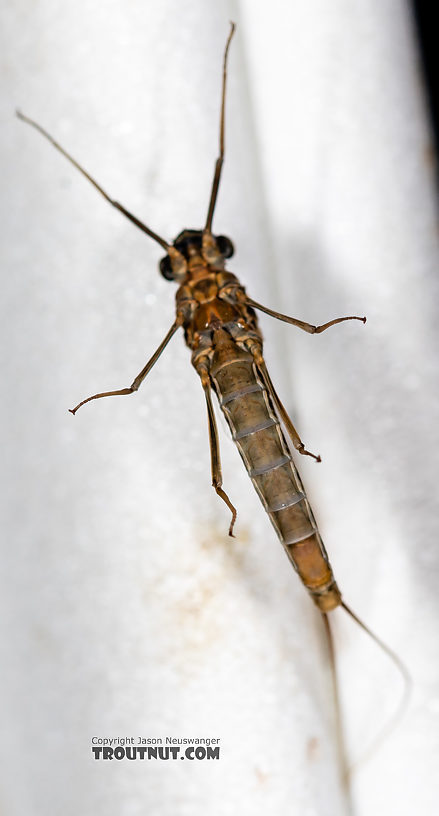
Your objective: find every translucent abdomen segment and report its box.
[210,345,341,612]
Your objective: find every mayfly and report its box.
[17,22,408,775]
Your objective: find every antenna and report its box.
[204,22,235,233]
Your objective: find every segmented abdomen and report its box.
[210,341,341,612]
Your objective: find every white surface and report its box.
[1,1,438,815]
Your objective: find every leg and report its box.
[69,318,181,414]
[244,295,366,334]
[256,357,321,463]
[202,376,237,537]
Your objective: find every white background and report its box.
[1,1,438,814]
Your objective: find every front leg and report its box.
[244,296,366,334]
[69,318,182,415]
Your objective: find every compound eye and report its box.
[159,255,174,281]
[216,235,234,259]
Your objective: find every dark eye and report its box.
[216,235,234,259]
[159,255,174,281]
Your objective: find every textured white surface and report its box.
[1,1,438,814]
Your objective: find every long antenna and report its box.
[204,22,235,233]
[16,109,171,251]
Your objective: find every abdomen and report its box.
[209,338,341,612]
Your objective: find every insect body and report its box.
[17,22,407,774]
[167,227,349,613]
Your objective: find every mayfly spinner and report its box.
[17,22,408,775]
